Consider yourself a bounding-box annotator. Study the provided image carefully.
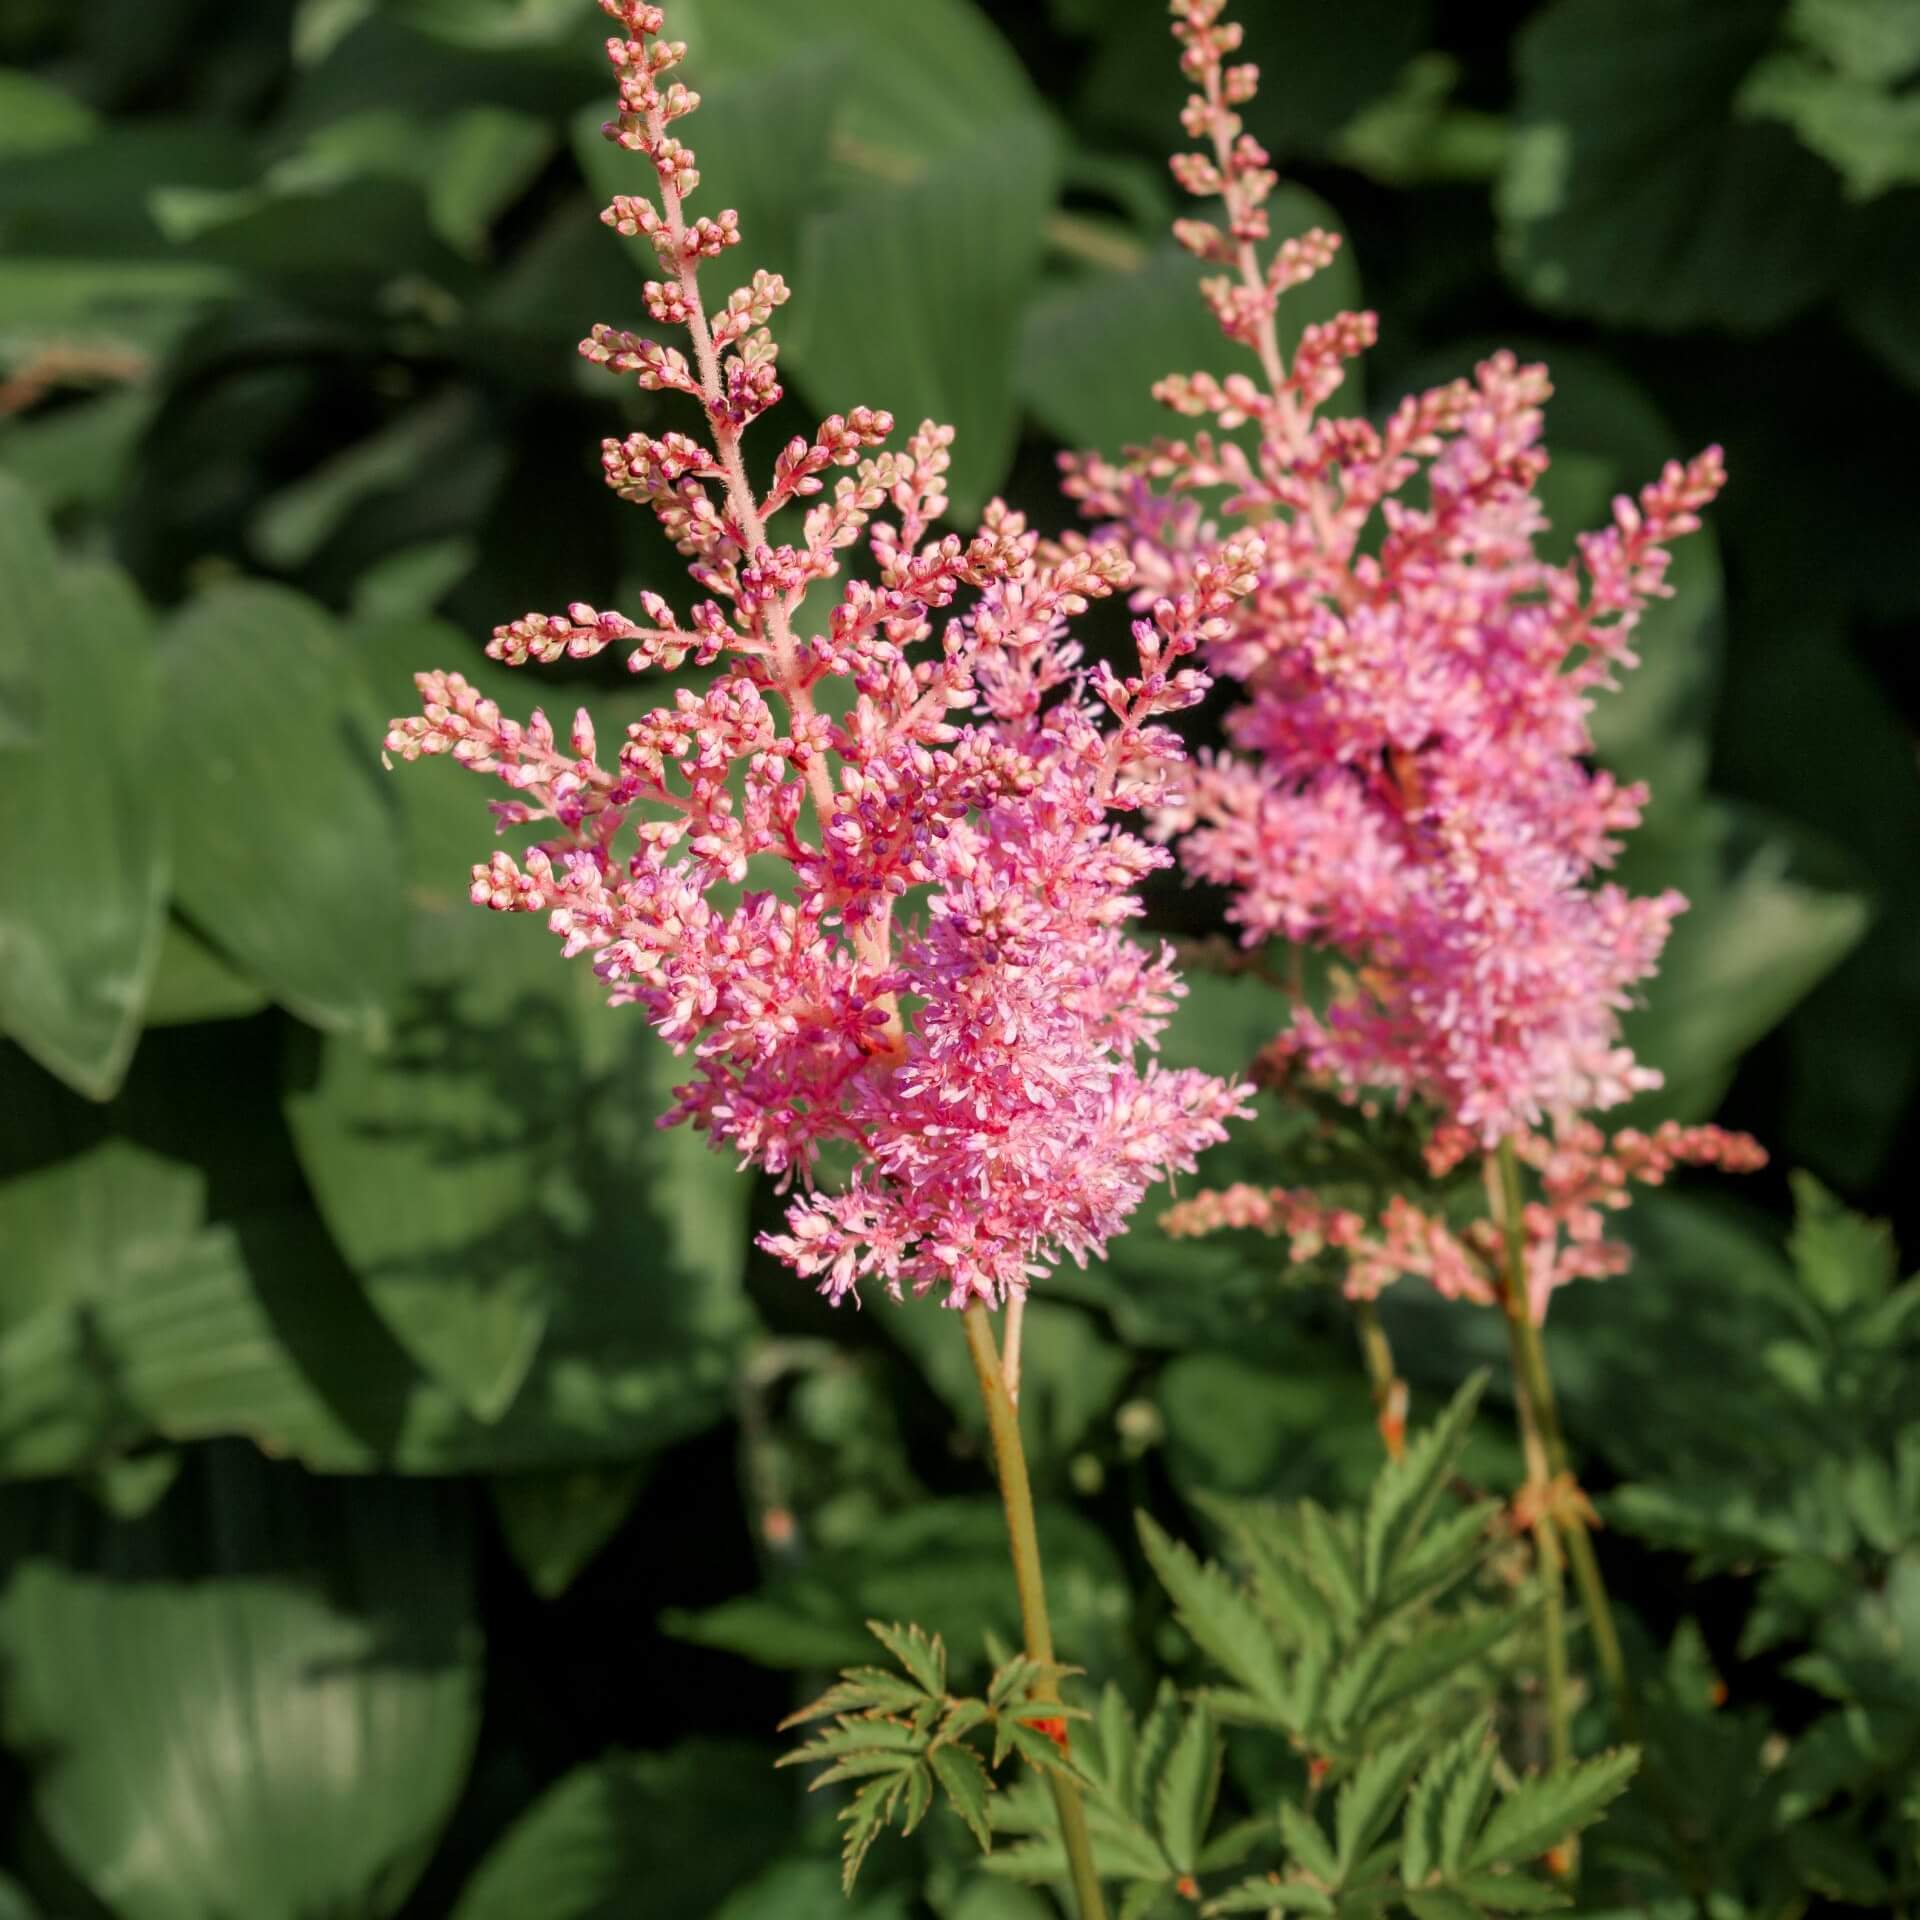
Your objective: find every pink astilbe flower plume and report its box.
[1093,0,1766,1324]
[1068,0,1728,1147]
[386,0,1253,1312]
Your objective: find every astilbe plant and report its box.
[1054,0,1769,1813]
[384,3,1253,1912]
[386,0,1755,1912]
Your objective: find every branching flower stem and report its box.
[962,1302,1108,1920]
[1492,1141,1638,1741]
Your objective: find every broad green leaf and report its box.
[1466,1748,1640,1871]
[142,919,270,1027]
[0,256,233,364]
[885,1294,1130,1467]
[1617,803,1869,1123]
[672,1499,1131,1684]
[490,1462,648,1598]
[787,115,1058,519]
[451,1741,790,1920]
[0,1107,748,1479]
[660,0,1060,514]
[164,583,405,1035]
[289,625,752,1420]
[0,1449,480,1920]
[0,70,96,156]
[1790,0,1920,82]
[1498,0,1850,330]
[1019,188,1362,459]
[1739,48,1920,200]
[714,1859,914,1920]
[0,532,167,1097]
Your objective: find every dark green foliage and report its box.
[0,0,1913,1915]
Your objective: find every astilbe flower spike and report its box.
[386,0,1253,1313]
[1067,0,1767,1324]
[1069,0,1729,1148]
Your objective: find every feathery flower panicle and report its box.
[1067,0,1728,1147]
[1161,1120,1766,1324]
[387,0,1253,1312]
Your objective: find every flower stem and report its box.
[1492,1141,1638,1741]
[1486,1147,1571,1779]
[1350,1296,1407,1459]
[963,1302,1109,1920]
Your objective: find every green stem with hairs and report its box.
[963,1303,1109,1920]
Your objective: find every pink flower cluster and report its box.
[386,0,1253,1311]
[1065,0,1727,1144]
[1161,1120,1766,1324]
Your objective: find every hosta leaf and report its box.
[0,535,167,1098]
[1499,0,1850,332]
[1465,1747,1640,1871]
[0,1448,479,1920]
[489,1461,647,1599]
[1019,188,1363,459]
[141,919,270,1027]
[165,582,406,1036]
[452,1741,790,1920]
[1139,1513,1288,1711]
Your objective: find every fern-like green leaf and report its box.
[1204,1877,1338,1914]
[1276,1799,1340,1886]
[1362,1373,1487,1601]
[929,1741,994,1851]
[1139,1514,1288,1711]
[1334,1730,1425,1875]
[1154,1703,1220,1875]
[1402,1716,1492,1887]
[1465,1747,1640,1871]
[865,1618,946,1698]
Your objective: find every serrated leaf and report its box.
[1297,1501,1366,1630]
[1465,1748,1640,1872]
[1448,1870,1570,1911]
[1276,1799,1339,1886]
[1154,1703,1219,1875]
[1402,1717,1492,1887]
[1438,1727,1500,1875]
[1139,1514,1288,1710]
[1369,1599,1539,1722]
[930,1742,994,1850]
[867,1618,946,1698]
[839,1775,900,1893]
[1205,1880,1337,1915]
[779,1669,932,1730]
[1362,1373,1487,1600]
[1335,1730,1425,1874]
[1788,1170,1898,1313]
[1403,1893,1483,1920]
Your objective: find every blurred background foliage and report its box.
[0,0,1915,1913]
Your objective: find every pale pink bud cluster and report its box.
[1066,0,1728,1145]
[386,1,1253,1311]
[1162,1120,1764,1322]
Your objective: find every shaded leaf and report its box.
[0,1448,480,1920]
[490,1462,648,1599]
[0,547,166,1099]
